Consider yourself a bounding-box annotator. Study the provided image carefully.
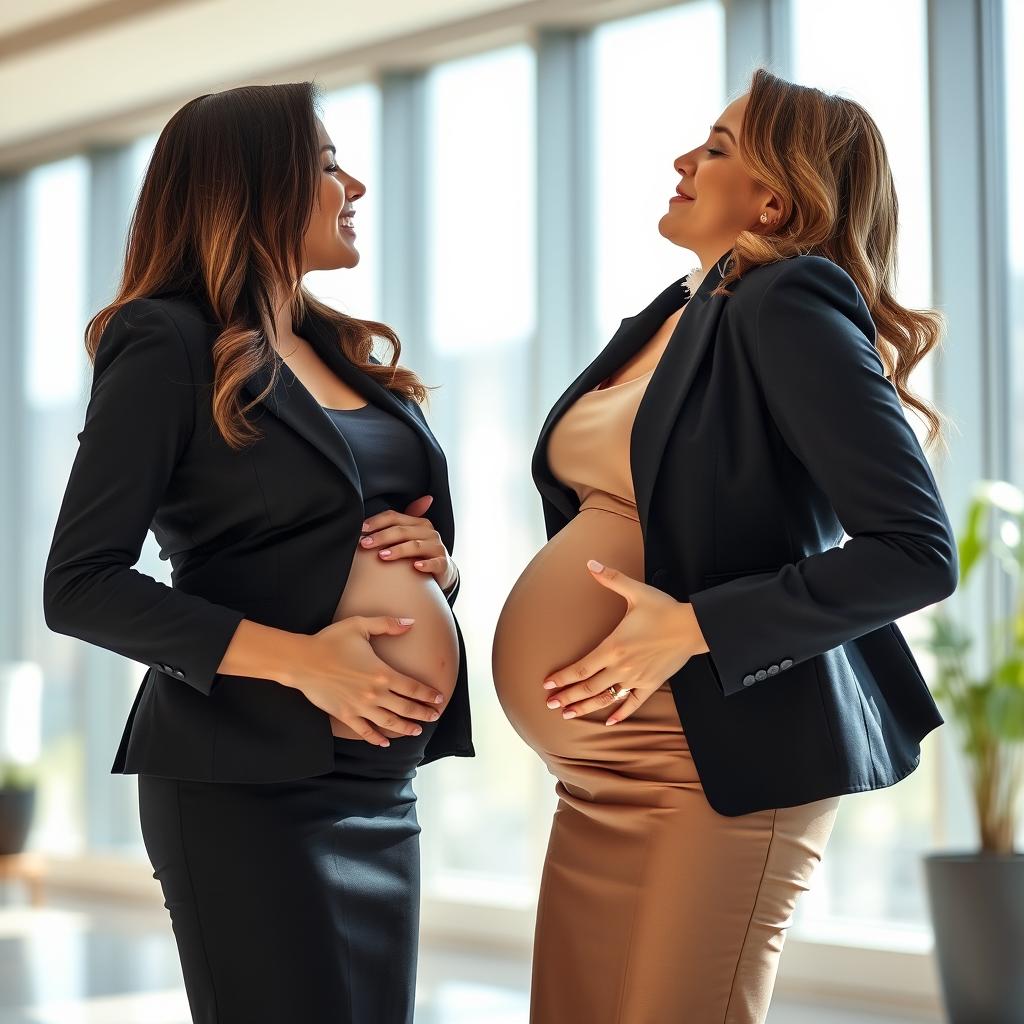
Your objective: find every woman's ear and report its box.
[763,191,784,224]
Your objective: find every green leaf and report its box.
[957,495,986,583]
[988,683,1024,741]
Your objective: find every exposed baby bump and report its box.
[331,545,459,740]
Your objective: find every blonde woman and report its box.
[492,67,956,1023]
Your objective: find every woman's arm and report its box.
[688,256,958,697]
[43,299,246,696]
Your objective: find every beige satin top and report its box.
[546,368,653,524]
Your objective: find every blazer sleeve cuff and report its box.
[161,602,247,696]
[442,563,460,607]
[688,573,794,697]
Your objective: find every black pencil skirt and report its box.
[137,725,437,1024]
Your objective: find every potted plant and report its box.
[0,759,38,855]
[921,479,1024,1024]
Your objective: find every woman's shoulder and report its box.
[722,254,865,342]
[138,289,220,336]
[724,252,877,377]
[729,252,860,308]
[122,292,223,371]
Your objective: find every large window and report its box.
[1008,0,1024,488]
[415,44,549,899]
[592,1,726,341]
[306,84,382,319]
[23,156,92,854]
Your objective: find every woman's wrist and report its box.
[218,617,312,690]
[672,600,710,656]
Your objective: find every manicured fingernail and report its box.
[412,727,422,735]
[587,559,604,572]
[606,719,618,726]
[546,699,560,709]
[380,549,391,557]
[380,740,390,747]
[398,617,415,624]
[543,679,555,689]
[362,522,370,530]
[562,710,576,719]
[434,694,444,703]
[431,712,440,720]
[361,536,373,544]
[414,561,424,567]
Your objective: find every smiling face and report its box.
[303,117,366,272]
[659,92,781,269]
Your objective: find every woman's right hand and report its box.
[288,615,446,747]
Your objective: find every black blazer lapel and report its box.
[239,305,454,547]
[631,257,731,529]
[239,341,362,501]
[532,252,732,533]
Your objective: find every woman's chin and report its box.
[333,243,360,269]
[657,214,689,247]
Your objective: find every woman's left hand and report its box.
[359,495,458,593]
[542,559,709,725]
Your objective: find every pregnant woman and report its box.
[43,83,472,1023]
[493,67,957,1023]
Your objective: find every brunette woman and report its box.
[43,83,472,1023]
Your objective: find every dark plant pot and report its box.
[924,851,1024,1024]
[0,785,36,855]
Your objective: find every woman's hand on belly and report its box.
[541,559,706,726]
[328,543,461,741]
[359,497,458,594]
[284,606,449,748]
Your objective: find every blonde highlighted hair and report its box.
[714,67,948,452]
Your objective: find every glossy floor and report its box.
[0,891,943,1023]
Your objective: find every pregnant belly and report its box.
[330,545,459,741]
[491,508,647,754]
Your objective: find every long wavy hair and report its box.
[85,82,431,450]
[713,67,948,453]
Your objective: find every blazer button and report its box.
[755,669,768,681]
[767,664,780,676]
[173,669,185,678]
[780,658,793,670]
[742,674,756,686]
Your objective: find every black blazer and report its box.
[43,291,475,783]
[531,251,958,817]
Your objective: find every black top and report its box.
[322,400,431,517]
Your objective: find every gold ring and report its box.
[607,685,630,701]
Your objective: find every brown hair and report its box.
[713,67,948,453]
[85,82,432,450]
